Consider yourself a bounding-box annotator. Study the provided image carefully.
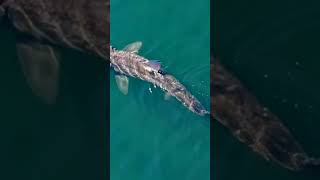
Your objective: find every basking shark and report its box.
[110,43,208,116]
[0,0,208,115]
[211,58,320,171]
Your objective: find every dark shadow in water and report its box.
[212,0,320,179]
[0,21,109,180]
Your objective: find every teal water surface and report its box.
[110,0,210,179]
[213,0,320,179]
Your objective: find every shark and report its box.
[211,58,320,171]
[0,0,208,115]
[110,43,209,116]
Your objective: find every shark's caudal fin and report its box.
[16,42,60,105]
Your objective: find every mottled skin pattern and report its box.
[0,0,109,59]
[211,58,320,171]
[111,47,208,116]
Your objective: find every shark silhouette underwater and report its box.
[211,58,320,171]
[0,0,318,171]
[0,0,110,104]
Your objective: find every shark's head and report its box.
[110,45,117,55]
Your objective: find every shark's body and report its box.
[110,46,208,116]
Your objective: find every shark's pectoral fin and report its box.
[115,74,129,95]
[164,92,172,100]
[123,41,142,53]
[16,42,60,105]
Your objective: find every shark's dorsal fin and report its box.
[16,42,60,105]
[149,60,161,71]
[123,41,142,53]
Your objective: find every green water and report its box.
[213,0,320,179]
[0,23,108,179]
[110,0,210,179]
